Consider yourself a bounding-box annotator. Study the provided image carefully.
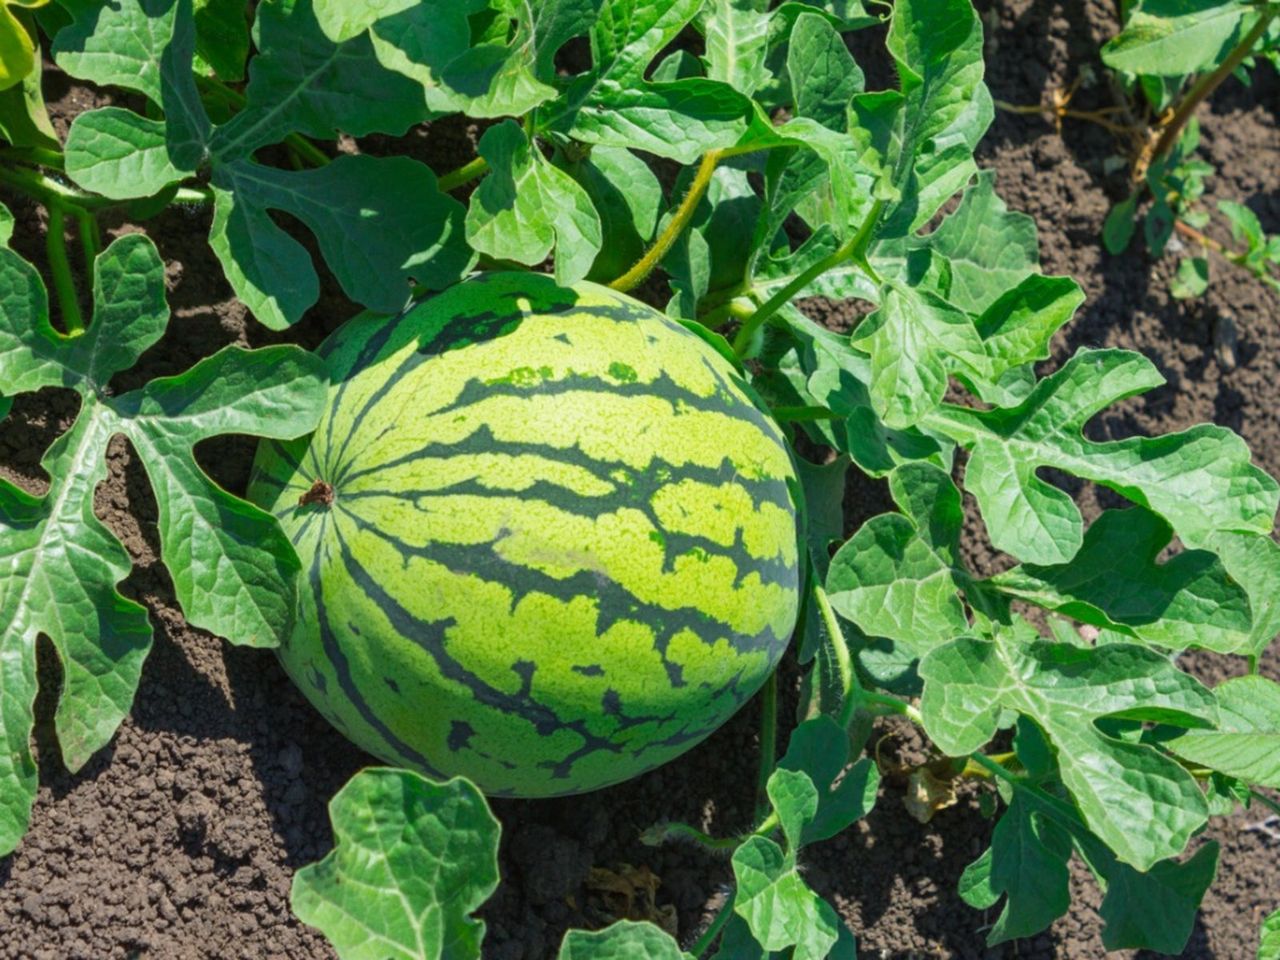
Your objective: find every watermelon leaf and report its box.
[465,120,603,285]
[558,920,691,959]
[825,462,969,658]
[1165,676,1280,787]
[732,836,842,959]
[292,769,501,960]
[726,762,860,958]
[924,347,1280,565]
[850,0,993,240]
[56,0,471,328]
[777,716,880,843]
[1261,908,1280,960]
[964,733,1221,951]
[919,622,1218,870]
[0,233,326,856]
[989,507,1255,654]
[701,0,772,98]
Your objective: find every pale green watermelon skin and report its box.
[249,272,800,797]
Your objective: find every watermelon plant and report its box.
[1084,0,1278,294]
[0,0,1278,958]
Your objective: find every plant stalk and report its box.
[1143,7,1280,175]
[1174,218,1245,263]
[770,405,841,422]
[813,583,924,728]
[649,821,743,851]
[732,199,884,356]
[76,208,100,266]
[0,163,212,211]
[610,149,722,293]
[0,145,67,170]
[437,156,489,192]
[45,203,84,334]
[690,893,736,957]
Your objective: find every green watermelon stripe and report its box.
[333,502,788,689]
[308,538,450,779]
[321,292,597,475]
[425,368,748,425]
[287,510,320,547]
[327,331,759,489]
[320,317,402,478]
[337,424,795,516]
[245,447,301,503]
[340,479,797,587]
[329,530,634,784]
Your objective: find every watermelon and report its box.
[248,272,801,797]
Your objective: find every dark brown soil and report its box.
[2,1,1279,958]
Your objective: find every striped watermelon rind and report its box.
[249,272,801,797]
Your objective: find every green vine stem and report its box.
[755,669,778,819]
[76,208,101,266]
[45,203,83,334]
[609,149,722,293]
[437,155,489,192]
[1140,6,1280,178]
[732,199,885,356]
[0,163,212,211]
[689,893,737,957]
[771,405,841,422]
[813,582,924,727]
[0,145,67,170]
[642,820,742,851]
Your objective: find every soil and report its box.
[2,0,1279,958]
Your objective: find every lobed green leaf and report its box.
[292,769,501,960]
[0,234,325,856]
[920,626,1217,869]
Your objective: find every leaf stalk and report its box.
[689,893,737,957]
[732,198,884,356]
[1138,7,1279,179]
[609,149,722,294]
[45,202,84,334]
[437,156,489,192]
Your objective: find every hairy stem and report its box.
[733,199,884,356]
[1142,8,1279,175]
[689,893,736,957]
[699,294,757,329]
[756,670,778,819]
[437,156,489,192]
[45,203,84,334]
[610,149,721,293]
[648,821,743,851]
[813,583,924,728]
